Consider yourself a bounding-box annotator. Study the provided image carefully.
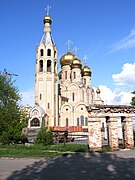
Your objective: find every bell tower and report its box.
[34,8,58,126]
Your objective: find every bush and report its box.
[35,127,53,146]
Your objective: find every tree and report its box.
[131,91,135,106]
[35,127,53,146]
[0,72,27,144]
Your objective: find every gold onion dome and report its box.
[43,16,52,24]
[96,87,101,94]
[82,64,92,76]
[71,56,82,69]
[60,50,75,67]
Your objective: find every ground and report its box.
[0,150,135,180]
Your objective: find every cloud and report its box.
[108,28,135,54]
[112,63,135,86]
[20,90,34,106]
[99,85,133,105]
[98,63,135,105]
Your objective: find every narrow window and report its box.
[40,94,42,100]
[47,49,51,56]
[40,49,44,56]
[66,118,68,126]
[47,60,51,72]
[39,60,43,72]
[54,118,56,126]
[84,78,86,85]
[72,93,75,101]
[80,115,84,126]
[54,62,56,73]
[85,117,88,126]
[74,72,76,79]
[65,71,67,79]
[77,118,79,126]
[48,103,50,109]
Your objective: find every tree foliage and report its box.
[0,72,28,144]
[131,91,135,106]
[35,127,53,146]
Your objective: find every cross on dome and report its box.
[83,55,88,64]
[73,46,79,55]
[45,5,51,16]
[65,40,73,50]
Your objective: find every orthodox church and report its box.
[27,12,104,131]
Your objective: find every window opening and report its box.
[66,118,68,126]
[47,49,51,56]
[39,60,43,72]
[47,60,51,72]
[65,71,67,79]
[72,93,75,101]
[40,49,44,56]
[74,72,76,79]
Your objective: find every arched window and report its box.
[54,51,56,58]
[39,60,43,72]
[77,117,79,126]
[74,72,76,79]
[65,71,67,79]
[72,93,75,101]
[66,118,68,126]
[85,117,88,126]
[47,49,51,56]
[40,49,44,56]
[47,60,51,72]
[30,118,40,127]
[80,115,84,126]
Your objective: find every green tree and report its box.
[35,127,53,146]
[0,72,27,144]
[131,91,135,106]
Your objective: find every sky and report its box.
[0,0,135,106]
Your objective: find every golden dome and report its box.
[82,64,92,76]
[96,88,101,94]
[43,16,52,24]
[60,50,75,67]
[71,56,82,69]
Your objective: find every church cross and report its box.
[73,46,79,55]
[83,55,88,64]
[65,40,73,50]
[45,5,51,16]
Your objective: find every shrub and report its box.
[35,127,53,146]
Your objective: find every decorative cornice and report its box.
[86,104,135,114]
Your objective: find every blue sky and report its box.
[0,0,135,106]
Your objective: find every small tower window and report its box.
[84,78,86,85]
[74,72,76,79]
[47,49,51,56]
[40,49,44,56]
[54,51,56,58]
[39,60,43,72]
[66,118,68,126]
[47,60,51,72]
[65,71,67,79]
[48,103,50,109]
[72,93,75,101]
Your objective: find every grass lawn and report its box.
[0,144,89,158]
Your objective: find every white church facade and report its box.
[27,13,104,132]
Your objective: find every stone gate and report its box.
[86,105,135,151]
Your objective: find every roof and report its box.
[40,32,54,46]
